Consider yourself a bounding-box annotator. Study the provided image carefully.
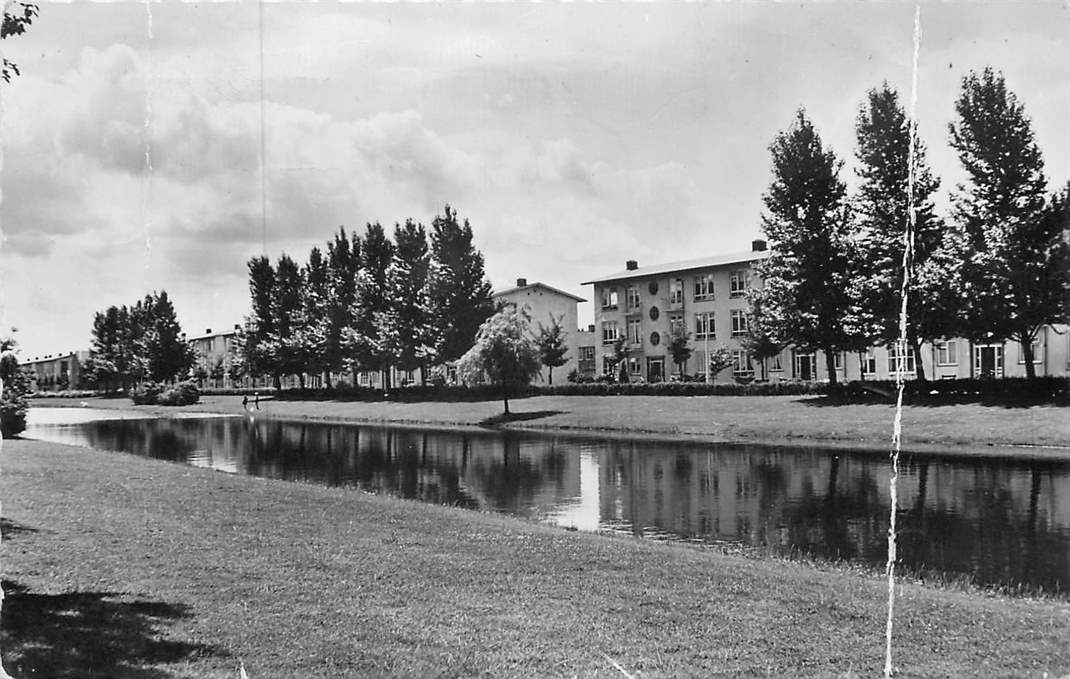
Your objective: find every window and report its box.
[601,288,619,310]
[602,322,620,344]
[769,353,784,372]
[627,318,642,345]
[358,371,370,386]
[887,341,916,376]
[730,309,748,337]
[629,357,642,376]
[1018,339,1043,364]
[602,357,617,376]
[861,352,877,376]
[693,274,715,302]
[936,340,957,366]
[833,352,842,371]
[695,312,715,340]
[668,313,685,336]
[732,350,753,376]
[578,346,596,374]
[626,286,641,311]
[669,278,684,306]
[729,270,749,298]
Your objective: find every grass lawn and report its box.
[2,438,1070,678]
[38,392,1070,454]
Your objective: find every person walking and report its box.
[242,394,249,411]
[254,392,260,410]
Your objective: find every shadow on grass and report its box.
[796,394,1068,409]
[479,410,566,426]
[0,580,224,679]
[0,519,39,540]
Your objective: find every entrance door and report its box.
[794,351,816,381]
[647,358,664,383]
[974,345,1004,378]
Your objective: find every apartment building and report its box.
[188,327,242,388]
[583,240,1070,383]
[583,241,771,382]
[21,351,90,391]
[493,278,587,384]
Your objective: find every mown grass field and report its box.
[2,438,1069,678]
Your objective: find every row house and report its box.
[21,351,90,391]
[583,240,1070,383]
[492,278,587,385]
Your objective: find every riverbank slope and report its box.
[2,437,1068,677]
[34,392,1070,453]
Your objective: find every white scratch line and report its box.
[142,0,154,265]
[602,652,637,679]
[885,4,922,678]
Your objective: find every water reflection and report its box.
[25,411,1070,594]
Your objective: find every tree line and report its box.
[233,205,495,390]
[748,68,1069,383]
[82,291,196,392]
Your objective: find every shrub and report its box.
[1,367,31,438]
[157,380,200,406]
[129,382,164,405]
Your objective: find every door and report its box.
[647,358,664,383]
[794,351,815,381]
[974,345,1003,378]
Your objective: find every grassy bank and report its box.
[35,392,1070,453]
[2,438,1069,678]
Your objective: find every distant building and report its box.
[492,278,587,384]
[583,239,1070,383]
[187,327,241,388]
[21,351,90,391]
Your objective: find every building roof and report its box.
[493,281,586,303]
[21,350,89,365]
[581,249,770,285]
[187,328,239,342]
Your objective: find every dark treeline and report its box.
[234,205,495,390]
[750,68,1069,383]
[83,291,196,392]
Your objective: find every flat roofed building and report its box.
[21,351,90,391]
[493,278,586,385]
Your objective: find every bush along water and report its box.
[0,353,31,438]
[129,380,200,406]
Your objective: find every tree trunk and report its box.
[824,348,838,385]
[858,352,866,381]
[548,366,553,386]
[273,373,281,390]
[911,337,927,381]
[298,373,306,390]
[503,389,510,414]
[323,370,332,389]
[1020,331,1037,379]
[382,367,392,391]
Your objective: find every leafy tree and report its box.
[273,254,305,388]
[706,345,734,382]
[427,205,494,364]
[741,298,783,381]
[2,2,37,83]
[325,228,361,384]
[380,220,433,381]
[1,334,31,437]
[757,109,855,384]
[667,328,692,379]
[300,246,331,385]
[349,223,395,388]
[853,83,946,379]
[535,313,570,385]
[84,306,127,392]
[607,336,629,383]
[456,305,540,414]
[143,291,195,383]
[241,256,277,384]
[947,68,1068,378]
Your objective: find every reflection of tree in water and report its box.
[464,433,571,516]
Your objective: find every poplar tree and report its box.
[273,254,305,388]
[853,83,947,380]
[380,219,433,381]
[756,109,856,384]
[325,228,361,384]
[427,206,494,365]
[143,291,195,383]
[947,68,1067,378]
[301,246,331,385]
[350,222,395,387]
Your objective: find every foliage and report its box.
[1,336,31,437]
[86,291,194,391]
[380,220,434,377]
[2,2,37,83]
[535,313,570,386]
[129,382,164,405]
[157,380,200,406]
[427,205,495,364]
[945,68,1068,378]
[324,228,362,379]
[456,305,541,414]
[756,109,856,384]
[667,329,692,379]
[852,83,946,379]
[705,345,734,382]
[348,222,396,384]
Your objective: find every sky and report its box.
[1,2,1068,359]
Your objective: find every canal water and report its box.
[24,409,1070,595]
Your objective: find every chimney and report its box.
[205,328,212,335]
[588,324,595,332]
[516,278,528,287]
[234,324,241,331]
[751,239,767,252]
[625,260,638,271]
